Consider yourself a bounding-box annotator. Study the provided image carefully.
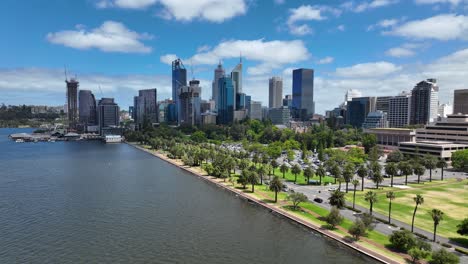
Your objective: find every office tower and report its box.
[344,89,362,104]
[245,95,252,116]
[172,58,187,111]
[388,93,411,128]
[249,101,262,120]
[283,95,292,108]
[292,68,314,120]
[78,90,97,130]
[376,96,391,113]
[128,106,134,120]
[269,77,283,108]
[410,79,439,125]
[217,76,235,125]
[231,59,243,95]
[362,111,388,129]
[66,78,79,129]
[236,93,246,110]
[269,106,290,125]
[178,79,202,126]
[97,98,119,135]
[212,62,225,107]
[136,88,158,127]
[454,89,468,114]
[346,97,376,128]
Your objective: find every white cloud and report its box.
[343,0,399,12]
[286,5,341,35]
[385,43,425,58]
[160,54,178,65]
[289,24,313,36]
[387,14,468,40]
[335,61,402,78]
[46,21,153,53]
[414,0,463,5]
[337,25,346,31]
[367,18,403,31]
[97,0,248,22]
[317,56,334,64]
[161,39,311,76]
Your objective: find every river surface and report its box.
[0,128,375,263]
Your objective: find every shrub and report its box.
[430,248,460,264]
[389,230,416,252]
[414,233,428,240]
[408,248,430,264]
[361,213,376,231]
[455,247,468,255]
[349,219,367,241]
[441,243,452,248]
[325,207,344,229]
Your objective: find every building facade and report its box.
[217,76,235,125]
[78,90,97,131]
[362,111,388,129]
[268,106,290,125]
[410,79,439,125]
[249,101,262,120]
[454,89,468,114]
[376,96,391,114]
[269,76,283,108]
[346,97,376,128]
[172,59,187,114]
[135,88,158,128]
[211,62,224,109]
[388,93,411,128]
[97,98,119,135]
[292,68,314,120]
[66,78,79,129]
[178,80,201,126]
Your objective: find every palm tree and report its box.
[413,163,426,184]
[330,164,342,185]
[436,159,448,181]
[429,209,444,242]
[352,179,360,209]
[291,164,302,184]
[385,162,398,188]
[386,191,396,224]
[365,191,378,215]
[257,165,267,185]
[343,163,355,193]
[423,154,437,182]
[411,194,424,232]
[316,164,326,185]
[372,170,384,189]
[328,190,346,209]
[248,171,259,193]
[357,164,368,191]
[303,167,314,184]
[280,163,289,179]
[269,176,283,203]
[398,161,413,185]
[270,159,279,175]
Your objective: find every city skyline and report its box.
[1,0,467,113]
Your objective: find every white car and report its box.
[328,187,337,192]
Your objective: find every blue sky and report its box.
[1,0,467,114]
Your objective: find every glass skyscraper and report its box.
[172,59,187,115]
[292,68,314,120]
[217,76,234,125]
[78,90,97,129]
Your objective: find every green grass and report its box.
[345,179,468,241]
[272,169,336,186]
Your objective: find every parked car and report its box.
[328,187,337,192]
[313,197,323,203]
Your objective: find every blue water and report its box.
[0,128,373,263]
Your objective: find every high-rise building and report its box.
[66,78,79,129]
[454,89,468,114]
[231,59,243,95]
[292,68,314,120]
[78,90,97,130]
[438,103,453,118]
[212,62,225,108]
[135,88,158,127]
[268,106,290,125]
[172,59,187,113]
[410,79,439,125]
[388,93,411,128]
[236,93,246,110]
[362,111,388,129]
[178,80,201,126]
[344,89,362,104]
[283,95,292,108]
[249,101,262,120]
[346,97,376,128]
[376,96,392,113]
[97,98,119,135]
[269,76,283,108]
[217,76,235,125]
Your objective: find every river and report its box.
[0,128,375,263]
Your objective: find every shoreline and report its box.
[128,142,401,264]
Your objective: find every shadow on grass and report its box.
[449,237,468,248]
[261,198,276,203]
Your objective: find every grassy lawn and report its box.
[345,179,468,241]
[271,169,336,186]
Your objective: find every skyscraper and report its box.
[78,90,97,130]
[410,79,439,125]
[217,76,235,125]
[172,59,187,114]
[376,96,392,114]
[388,93,411,128]
[178,80,202,126]
[454,89,468,114]
[231,59,243,95]
[137,88,158,127]
[269,76,283,108]
[346,97,376,128]
[97,98,119,135]
[212,62,225,108]
[292,68,314,120]
[66,78,79,129]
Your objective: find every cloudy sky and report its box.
[1,0,467,113]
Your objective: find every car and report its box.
[282,186,288,192]
[313,197,323,203]
[328,187,337,192]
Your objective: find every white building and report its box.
[388,93,411,128]
[269,76,283,108]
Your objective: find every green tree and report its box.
[325,207,343,229]
[413,163,426,184]
[385,162,398,187]
[365,191,378,215]
[451,149,468,172]
[389,230,416,252]
[303,167,314,184]
[342,163,355,193]
[330,163,342,185]
[190,130,207,143]
[423,154,437,182]
[457,218,468,236]
[269,176,283,203]
[362,133,377,154]
[430,249,460,264]
[291,164,302,184]
[248,171,259,193]
[412,194,424,232]
[316,164,326,185]
[386,191,396,224]
[287,192,308,210]
[280,163,289,179]
[351,179,360,209]
[436,159,448,181]
[399,161,413,185]
[429,209,444,242]
[349,219,367,241]
[408,248,430,264]
[357,164,368,191]
[237,170,249,189]
[257,165,267,185]
[372,169,384,189]
[270,159,279,175]
[387,150,404,163]
[328,190,346,209]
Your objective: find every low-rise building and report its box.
[268,106,290,125]
[364,128,416,150]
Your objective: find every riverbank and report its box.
[128,142,408,264]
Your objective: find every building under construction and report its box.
[66,78,79,130]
